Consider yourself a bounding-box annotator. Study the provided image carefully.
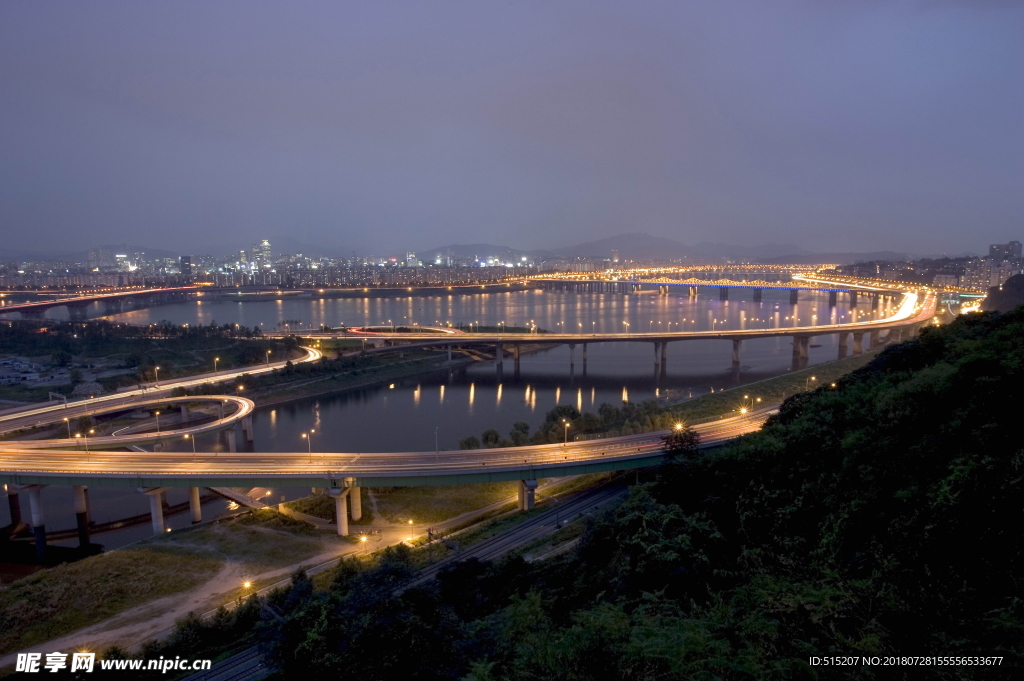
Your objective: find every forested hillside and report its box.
[144,308,1024,679]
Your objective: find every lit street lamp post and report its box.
[154,365,160,385]
[155,410,160,435]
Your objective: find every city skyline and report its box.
[2,2,1022,256]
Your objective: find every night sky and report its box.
[1,1,1021,257]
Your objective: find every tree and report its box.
[459,435,481,450]
[69,368,83,385]
[509,421,530,446]
[51,349,72,367]
[661,423,700,457]
[481,428,501,448]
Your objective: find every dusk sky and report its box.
[1,1,1021,257]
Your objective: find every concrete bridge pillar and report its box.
[582,343,587,366]
[838,332,849,359]
[752,289,762,303]
[189,487,202,524]
[828,291,837,307]
[653,343,661,367]
[67,304,90,321]
[218,401,225,420]
[495,343,503,367]
[103,300,123,315]
[892,328,903,343]
[871,294,880,310]
[329,487,351,536]
[518,479,538,511]
[660,341,667,367]
[789,290,799,305]
[852,332,864,355]
[73,485,91,548]
[689,286,698,297]
[569,344,575,366]
[447,345,452,363]
[225,428,237,452]
[870,329,880,349]
[719,287,729,301]
[732,339,742,366]
[350,486,362,521]
[139,487,168,535]
[242,415,254,442]
[7,485,22,529]
[25,485,47,560]
[849,291,858,307]
[180,404,189,423]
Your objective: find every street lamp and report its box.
[214,357,219,373]
[63,417,71,439]
[154,410,160,435]
[266,350,271,367]
[562,419,570,446]
[360,534,368,554]
[302,429,315,462]
[184,433,196,460]
[805,375,817,390]
[154,365,160,385]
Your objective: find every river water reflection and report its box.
[105,288,895,452]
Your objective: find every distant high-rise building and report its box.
[989,241,1022,261]
[238,250,248,265]
[88,247,113,269]
[179,255,192,282]
[260,239,272,265]
[405,252,417,267]
[611,249,620,264]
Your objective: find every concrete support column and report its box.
[140,488,167,535]
[871,295,880,310]
[752,289,762,303]
[689,286,697,297]
[242,416,254,442]
[838,332,849,359]
[350,486,362,521]
[518,480,538,511]
[789,290,799,305]
[329,488,351,536]
[218,401,225,420]
[892,328,903,343]
[494,343,503,367]
[852,332,864,355]
[850,291,858,306]
[6,485,22,528]
[660,341,667,367]
[719,287,729,301]
[828,291,837,306]
[226,428,237,452]
[582,343,587,365]
[73,485,90,547]
[569,344,575,366]
[179,404,189,423]
[654,343,661,367]
[189,487,202,524]
[447,345,452,362]
[25,486,46,560]
[732,339,742,365]
[870,329,880,349]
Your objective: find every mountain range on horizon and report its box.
[1,232,964,265]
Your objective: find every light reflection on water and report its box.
[2,288,899,545]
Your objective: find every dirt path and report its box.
[0,562,242,669]
[0,540,357,668]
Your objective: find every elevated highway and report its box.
[0,407,771,540]
[275,286,938,369]
[0,287,197,319]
